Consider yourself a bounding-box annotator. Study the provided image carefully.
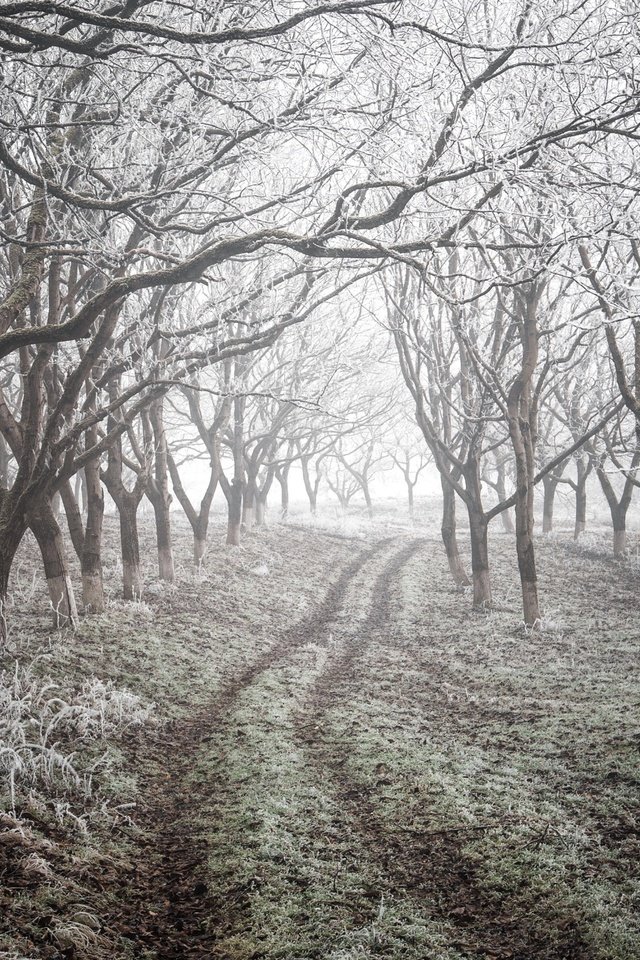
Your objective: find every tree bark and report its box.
[574,460,589,539]
[60,458,106,612]
[495,461,515,533]
[0,436,10,488]
[81,456,105,612]
[193,515,209,563]
[612,518,626,558]
[242,482,255,530]
[440,478,470,587]
[59,478,86,560]
[29,499,79,629]
[467,507,492,609]
[147,399,175,582]
[407,482,414,520]
[119,493,142,600]
[592,444,640,558]
[226,478,243,546]
[0,510,28,644]
[542,475,559,534]
[506,282,542,626]
[276,464,290,518]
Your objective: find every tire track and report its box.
[294,540,590,960]
[109,535,398,959]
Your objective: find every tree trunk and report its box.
[574,461,588,539]
[74,470,88,516]
[0,437,10,488]
[59,479,85,560]
[278,468,290,518]
[613,521,626,558]
[407,482,414,520]
[29,500,79,629]
[542,475,558,534]
[506,284,542,626]
[119,495,142,600]
[593,446,640,559]
[81,456,105,612]
[495,463,515,533]
[511,457,540,625]
[193,514,208,566]
[0,511,28,644]
[168,451,217,568]
[362,482,373,519]
[153,501,174,581]
[226,479,243,546]
[300,456,318,514]
[0,548,10,644]
[440,479,470,587]
[148,400,175,582]
[242,477,255,530]
[467,508,491,609]
[255,496,266,527]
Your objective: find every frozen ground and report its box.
[1,509,639,959]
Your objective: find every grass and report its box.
[1,506,639,959]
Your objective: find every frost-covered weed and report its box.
[107,597,154,620]
[520,615,565,638]
[0,662,154,810]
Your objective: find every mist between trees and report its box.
[1,0,640,638]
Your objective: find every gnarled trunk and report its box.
[468,508,491,610]
[29,500,79,629]
[440,479,470,587]
[81,457,105,612]
[300,456,319,515]
[593,445,640,559]
[0,509,28,644]
[191,509,211,567]
[119,494,142,600]
[167,451,217,568]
